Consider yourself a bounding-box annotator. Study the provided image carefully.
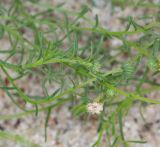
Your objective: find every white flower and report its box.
[87,102,103,114]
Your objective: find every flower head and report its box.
[87,102,103,114]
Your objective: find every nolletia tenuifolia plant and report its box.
[0,0,160,146]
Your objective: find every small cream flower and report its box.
[87,102,103,114]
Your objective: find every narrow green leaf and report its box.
[44,107,52,142]
[0,24,4,39]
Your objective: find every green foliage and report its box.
[0,24,4,39]
[0,0,160,146]
[147,57,158,71]
[122,61,135,78]
[0,130,39,147]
